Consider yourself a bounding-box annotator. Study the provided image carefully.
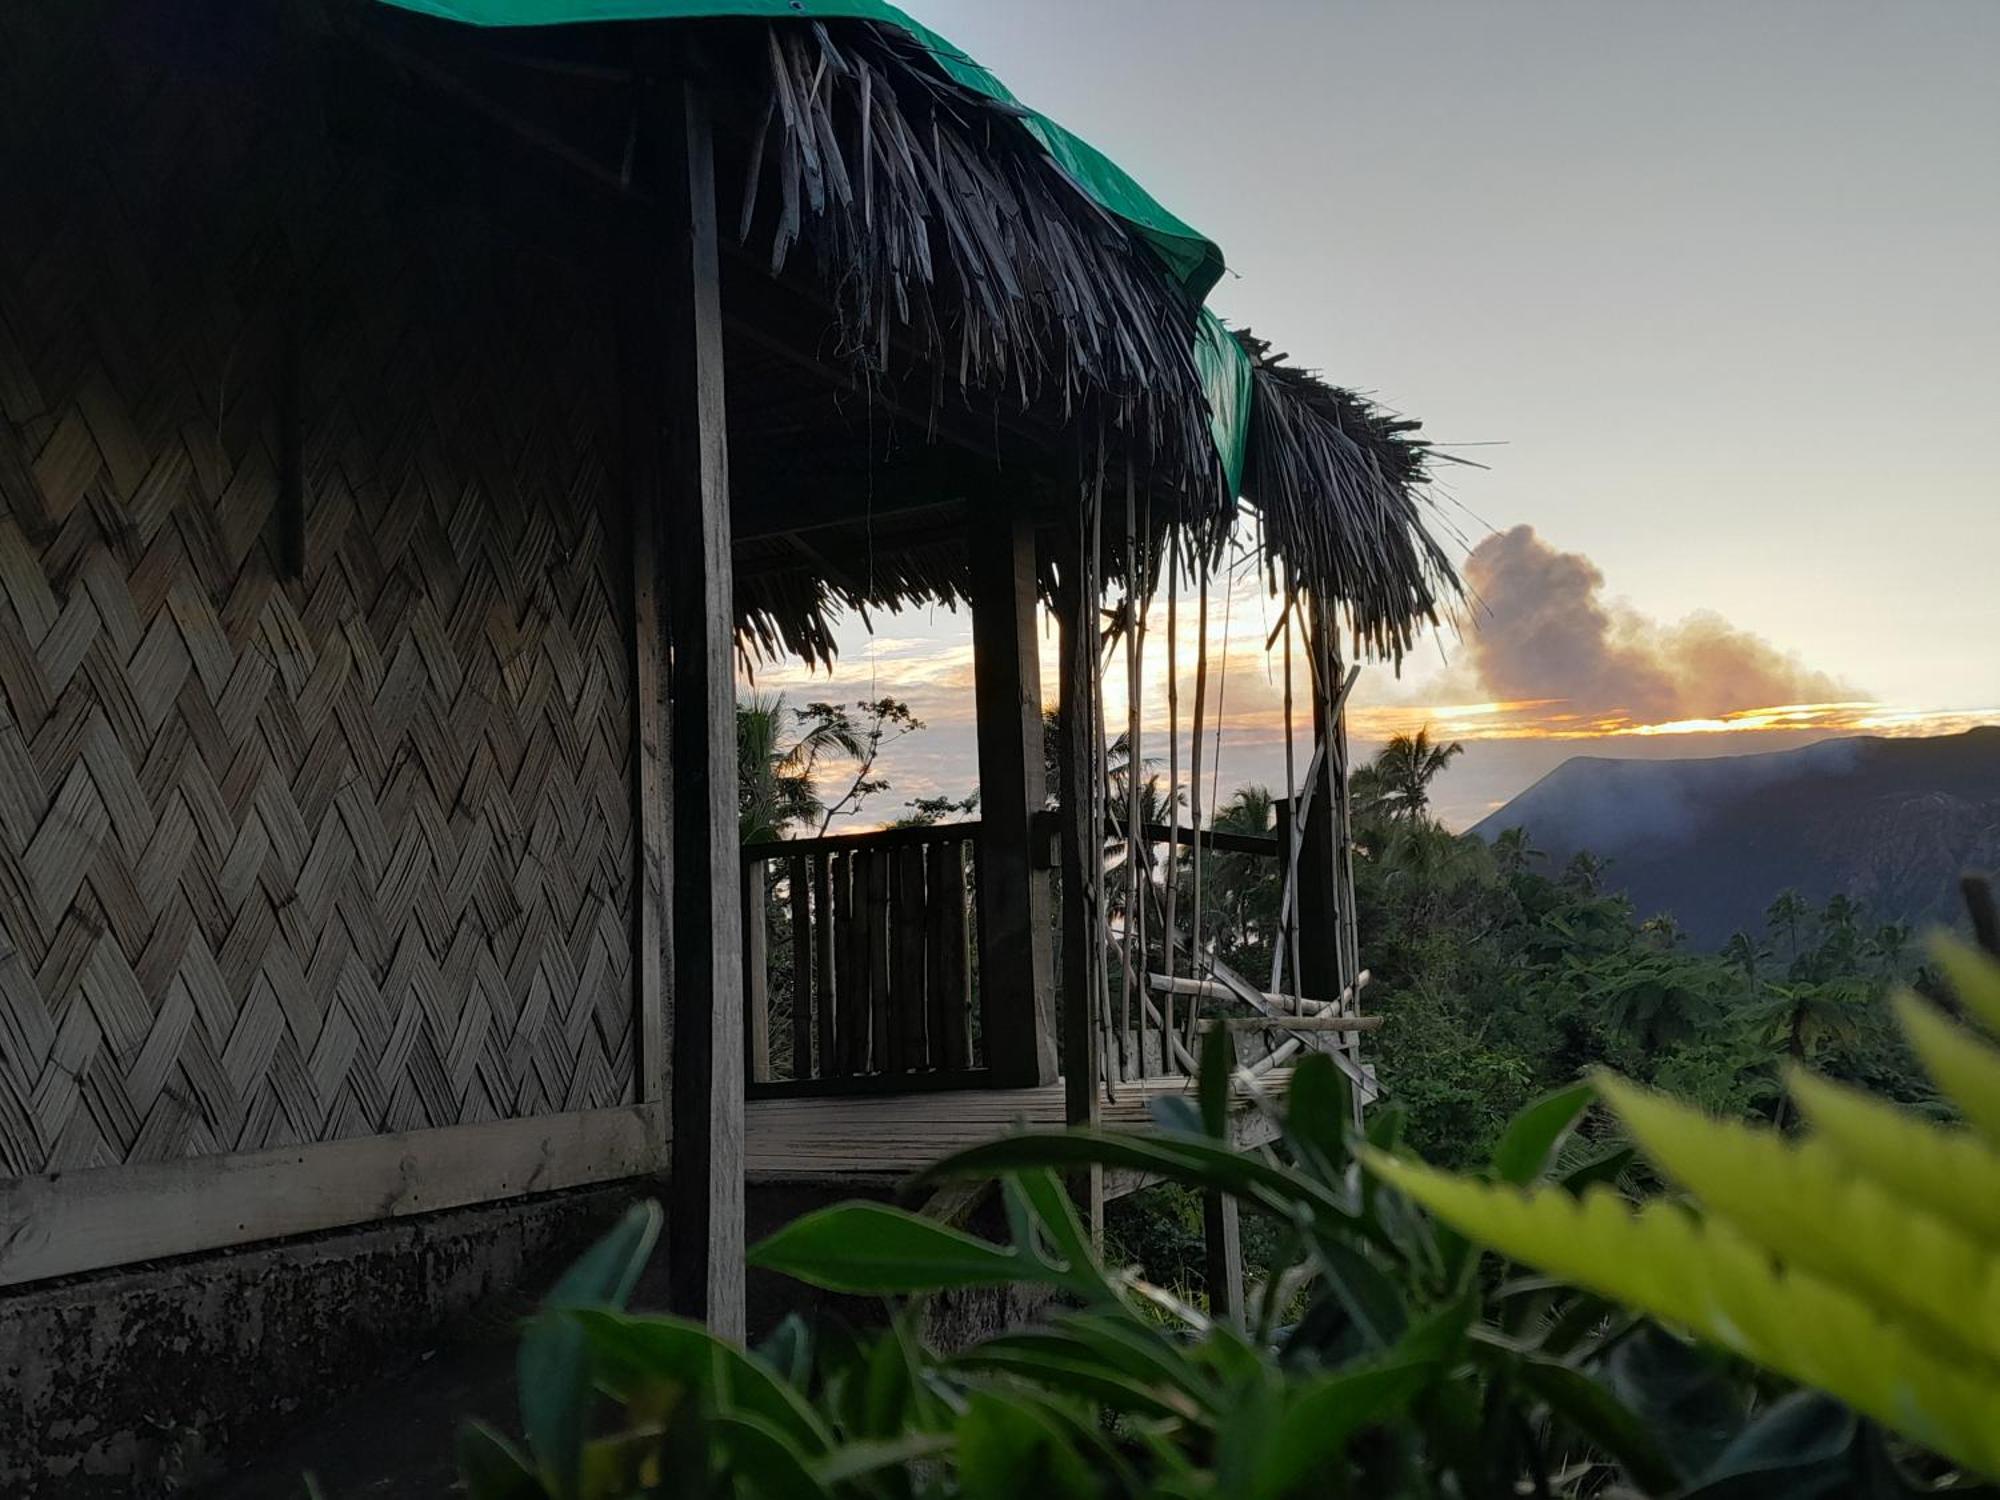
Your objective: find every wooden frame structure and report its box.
[0,0,1454,1346]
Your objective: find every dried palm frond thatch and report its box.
[1235,331,1461,660]
[739,21,1224,510]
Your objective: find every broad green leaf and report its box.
[814,1433,956,1485]
[757,1314,813,1391]
[1009,1169,1119,1303]
[1897,991,2000,1147]
[1515,1356,1680,1494]
[1282,1053,1353,1185]
[916,1128,1363,1241]
[1598,1074,2000,1370]
[710,1410,832,1499]
[1312,1236,1407,1350]
[519,1202,661,1500]
[457,1421,546,1500]
[1053,1311,1225,1417]
[1934,935,2000,1036]
[750,1201,1055,1294]
[1199,1027,1235,1139]
[1678,1391,1858,1499]
[1359,1149,2000,1477]
[956,1389,1099,1500]
[1557,1142,1635,1195]
[568,1309,832,1455]
[1252,1360,1432,1498]
[1491,1081,1594,1185]
[1789,1066,2000,1249]
[955,1337,1191,1420]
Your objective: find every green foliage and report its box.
[1363,937,2000,1480]
[447,1053,1942,1498]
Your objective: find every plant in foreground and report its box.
[428,991,1998,1499]
[1365,935,2000,1484]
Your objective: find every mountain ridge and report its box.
[1469,726,2000,946]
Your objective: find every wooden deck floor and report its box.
[744,1072,1290,1188]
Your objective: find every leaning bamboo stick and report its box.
[1185,563,1209,1056]
[1118,461,1137,1077]
[1199,1015,1383,1033]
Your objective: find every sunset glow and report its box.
[1347,700,2000,744]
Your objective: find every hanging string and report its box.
[1087,432,1120,1102]
[1281,586,1303,1009]
[1162,530,1181,1070]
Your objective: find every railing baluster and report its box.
[743,856,769,1083]
[812,852,834,1081]
[865,851,890,1073]
[894,844,928,1070]
[738,822,1002,1095]
[787,853,811,1080]
[929,836,971,1069]
[832,850,856,1076]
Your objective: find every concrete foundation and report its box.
[2,1179,1047,1497]
[0,1181,649,1497]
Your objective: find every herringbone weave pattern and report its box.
[0,5,637,1178]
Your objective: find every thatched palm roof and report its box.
[365,0,1463,662]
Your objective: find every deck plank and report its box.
[744,1072,1289,1188]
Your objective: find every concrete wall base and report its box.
[3,1179,1052,1497]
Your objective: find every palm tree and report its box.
[1369,730,1464,822]
[1639,912,1685,950]
[1867,921,1913,976]
[736,694,864,843]
[1562,849,1610,897]
[1722,929,1766,982]
[1764,889,1813,972]
[1491,826,1544,879]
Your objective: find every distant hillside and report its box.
[1470,727,2000,947]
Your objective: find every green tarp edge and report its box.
[374,0,1254,488]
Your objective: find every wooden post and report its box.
[654,66,745,1342]
[1054,521,1103,1233]
[969,505,1058,1086]
[743,860,769,1083]
[1203,1192,1244,1325]
[624,285,668,1127]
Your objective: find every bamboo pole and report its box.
[1119,457,1139,1079]
[1162,532,1181,1069]
[1185,563,1209,1055]
[1090,442,1120,1099]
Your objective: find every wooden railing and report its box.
[741,822,985,1096]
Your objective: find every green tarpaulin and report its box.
[377,0,1253,489]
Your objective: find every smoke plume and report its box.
[1463,526,1856,725]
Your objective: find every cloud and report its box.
[1462,525,1857,723]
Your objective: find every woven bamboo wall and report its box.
[0,5,638,1180]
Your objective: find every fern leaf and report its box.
[1359,1150,2000,1477]
[1596,1075,2000,1371]
[1788,1067,2000,1251]
[1896,992,2000,1147]
[1934,937,2000,1037]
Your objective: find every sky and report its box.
[744,0,2000,830]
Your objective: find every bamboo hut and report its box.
[0,0,1455,1487]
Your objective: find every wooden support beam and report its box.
[971,505,1059,1086]
[1054,520,1103,1233]
[625,285,669,1116]
[1196,1015,1384,1034]
[1204,1192,1244,1326]
[653,66,745,1342]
